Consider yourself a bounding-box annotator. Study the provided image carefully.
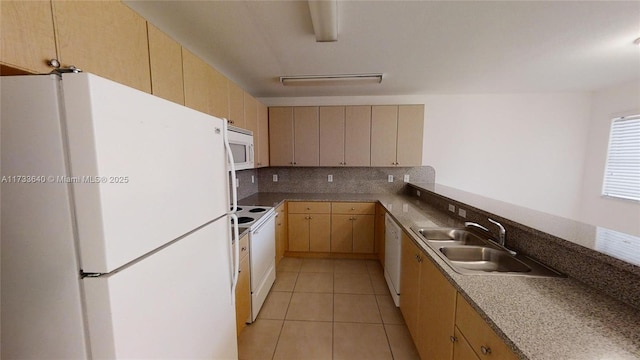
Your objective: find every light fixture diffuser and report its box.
[280,74,383,86]
[308,0,338,42]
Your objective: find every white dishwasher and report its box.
[384,213,402,306]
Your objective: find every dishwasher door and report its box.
[384,213,402,306]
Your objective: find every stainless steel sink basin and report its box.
[410,226,564,277]
[414,228,492,247]
[439,246,531,273]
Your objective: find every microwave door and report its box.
[230,142,247,163]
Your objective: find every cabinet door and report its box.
[243,93,258,164]
[397,105,424,166]
[293,107,320,166]
[331,215,353,253]
[453,327,480,360]
[375,203,386,266]
[53,1,151,93]
[400,232,421,340]
[352,215,375,253]
[345,106,372,167]
[456,295,518,360]
[319,106,345,166]
[269,107,294,166]
[417,256,457,360]
[228,82,245,128]
[183,49,229,118]
[257,102,270,167]
[275,203,287,264]
[235,252,251,336]
[147,24,184,105]
[371,105,398,167]
[288,214,309,252]
[309,214,331,252]
[1,0,57,74]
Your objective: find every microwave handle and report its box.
[249,144,255,163]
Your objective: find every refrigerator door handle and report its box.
[223,120,238,213]
[229,213,240,305]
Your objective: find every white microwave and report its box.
[227,126,254,170]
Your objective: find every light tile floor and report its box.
[238,257,420,360]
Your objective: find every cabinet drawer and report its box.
[239,233,249,261]
[455,295,518,360]
[288,201,331,214]
[331,202,375,215]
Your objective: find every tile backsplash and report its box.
[256,166,435,194]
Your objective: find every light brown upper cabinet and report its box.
[371,105,424,167]
[269,107,295,166]
[147,24,184,105]
[52,1,151,93]
[319,106,372,167]
[293,107,320,166]
[183,49,229,119]
[1,1,57,74]
[345,106,372,166]
[397,105,425,166]
[256,102,270,167]
[319,106,346,166]
[269,106,320,166]
[228,81,245,128]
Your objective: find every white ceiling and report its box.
[125,1,640,98]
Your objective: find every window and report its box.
[602,114,640,201]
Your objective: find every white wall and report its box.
[262,93,593,221]
[422,93,592,220]
[579,81,640,236]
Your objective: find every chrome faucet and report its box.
[465,218,515,255]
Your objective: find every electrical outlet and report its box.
[272,174,278,182]
[328,174,333,182]
[388,175,394,182]
[402,204,409,212]
[448,204,455,212]
[404,174,410,182]
[236,177,240,188]
[458,208,467,218]
[251,175,255,184]
[417,190,421,196]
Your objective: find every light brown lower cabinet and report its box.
[287,201,375,254]
[275,203,287,265]
[417,250,457,360]
[453,326,481,360]
[400,232,422,339]
[235,234,250,336]
[399,235,518,360]
[287,202,331,252]
[455,294,518,360]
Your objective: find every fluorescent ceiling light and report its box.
[308,0,338,42]
[280,74,383,86]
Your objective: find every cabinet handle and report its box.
[293,162,297,165]
[480,346,492,355]
[351,207,355,210]
[309,216,313,220]
[241,247,247,251]
[449,336,457,343]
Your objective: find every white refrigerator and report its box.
[1,73,239,359]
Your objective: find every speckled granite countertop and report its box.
[239,192,640,360]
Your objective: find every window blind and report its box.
[602,114,640,201]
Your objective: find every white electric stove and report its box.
[232,205,276,322]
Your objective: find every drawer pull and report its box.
[306,207,311,210]
[241,247,247,251]
[449,336,457,343]
[480,346,491,355]
[351,207,355,210]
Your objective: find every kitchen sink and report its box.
[439,246,531,273]
[410,227,564,277]
[414,228,492,247]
